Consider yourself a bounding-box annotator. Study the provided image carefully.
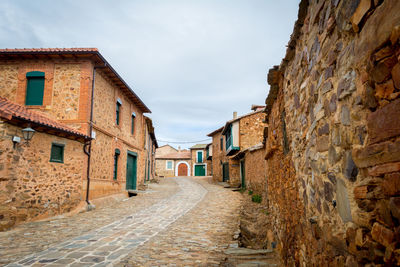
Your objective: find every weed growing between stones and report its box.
[251,194,262,203]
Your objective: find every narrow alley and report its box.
[0,177,243,266]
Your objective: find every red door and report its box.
[177,163,188,176]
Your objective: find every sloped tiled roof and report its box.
[207,126,223,137]
[0,48,151,113]
[222,109,265,135]
[0,97,90,141]
[156,150,191,159]
[0,48,99,53]
[190,144,207,149]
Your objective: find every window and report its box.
[113,148,120,180]
[116,99,122,125]
[131,112,136,135]
[166,160,173,170]
[197,151,203,163]
[26,71,45,106]
[220,137,223,150]
[50,143,64,163]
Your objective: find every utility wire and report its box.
[157,138,212,144]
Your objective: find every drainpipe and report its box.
[83,65,105,206]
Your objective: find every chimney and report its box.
[233,111,237,119]
[178,146,181,152]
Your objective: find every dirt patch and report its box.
[238,192,275,250]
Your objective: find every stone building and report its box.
[144,116,158,182]
[0,48,152,203]
[262,0,400,265]
[155,148,191,177]
[189,144,208,176]
[0,97,90,230]
[208,106,266,188]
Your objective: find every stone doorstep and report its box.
[224,248,274,256]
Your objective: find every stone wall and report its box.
[0,121,86,231]
[243,148,266,194]
[263,0,400,265]
[239,111,265,150]
[0,64,18,102]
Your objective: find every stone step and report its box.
[224,248,274,256]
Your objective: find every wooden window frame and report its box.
[131,112,136,135]
[50,143,65,163]
[166,160,173,170]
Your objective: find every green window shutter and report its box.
[25,71,45,106]
[50,143,64,163]
[197,151,203,163]
[116,102,121,125]
[113,154,119,180]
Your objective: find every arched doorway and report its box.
[175,161,190,176]
[178,163,188,176]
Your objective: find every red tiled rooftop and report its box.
[0,97,89,140]
[0,48,98,53]
[156,151,191,160]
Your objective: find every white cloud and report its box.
[0,0,300,148]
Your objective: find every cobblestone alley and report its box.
[0,177,242,266]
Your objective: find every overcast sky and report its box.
[1,0,299,149]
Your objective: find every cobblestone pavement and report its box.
[119,177,243,266]
[0,178,179,266]
[1,177,243,267]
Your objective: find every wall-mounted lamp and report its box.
[22,126,35,142]
[13,126,36,148]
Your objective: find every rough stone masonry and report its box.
[264,0,400,265]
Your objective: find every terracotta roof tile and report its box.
[190,144,207,149]
[156,151,191,159]
[0,97,89,140]
[0,48,98,53]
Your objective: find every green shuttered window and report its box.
[116,102,121,125]
[50,143,64,163]
[197,151,203,163]
[113,148,120,180]
[25,71,45,106]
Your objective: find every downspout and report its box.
[83,65,103,205]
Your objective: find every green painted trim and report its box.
[26,71,45,78]
[115,148,121,155]
[50,143,65,163]
[127,150,138,157]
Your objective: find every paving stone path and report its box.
[4,178,209,267]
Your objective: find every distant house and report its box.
[207,105,266,189]
[144,116,158,182]
[189,144,209,176]
[0,97,90,230]
[155,147,191,177]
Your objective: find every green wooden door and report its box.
[194,164,205,176]
[222,163,229,182]
[126,153,137,190]
[240,160,245,188]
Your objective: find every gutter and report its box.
[83,64,106,206]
